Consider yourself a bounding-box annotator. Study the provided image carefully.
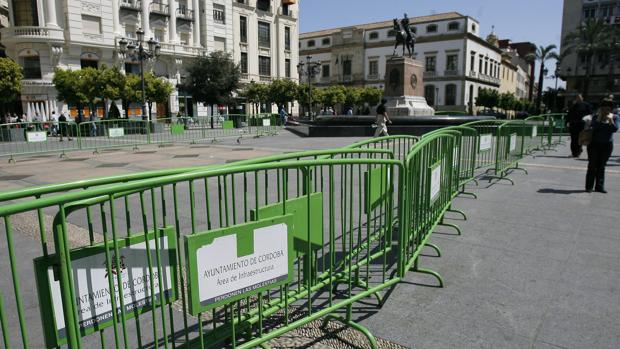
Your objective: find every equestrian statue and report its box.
[392,13,416,57]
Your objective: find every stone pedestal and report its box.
[383,56,434,116]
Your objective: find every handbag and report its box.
[578,128,592,146]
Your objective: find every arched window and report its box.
[18,49,41,79]
[426,24,438,33]
[445,84,457,106]
[80,52,99,69]
[369,31,379,40]
[425,85,435,106]
[448,21,460,31]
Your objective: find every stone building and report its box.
[299,12,503,113]
[0,0,299,119]
[560,0,620,103]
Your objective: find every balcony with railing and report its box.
[0,26,64,43]
[120,0,141,10]
[444,70,459,77]
[176,7,193,20]
[424,70,436,78]
[259,75,272,82]
[158,41,206,56]
[150,1,169,15]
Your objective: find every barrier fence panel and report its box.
[0,122,80,160]
[522,116,547,154]
[461,120,505,172]
[401,133,457,285]
[75,119,151,152]
[0,148,404,349]
[491,121,527,184]
[544,113,567,145]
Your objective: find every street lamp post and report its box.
[118,29,161,122]
[296,55,321,119]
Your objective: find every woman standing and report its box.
[585,97,619,193]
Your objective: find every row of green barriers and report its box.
[0,115,562,348]
[0,114,281,162]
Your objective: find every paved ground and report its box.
[1,132,619,349]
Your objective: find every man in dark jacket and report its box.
[565,94,592,157]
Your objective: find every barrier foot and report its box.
[321,314,379,349]
[472,178,480,186]
[59,152,66,159]
[237,137,242,144]
[508,166,528,175]
[487,175,514,185]
[458,191,477,199]
[438,221,462,235]
[8,156,15,164]
[447,208,467,220]
[133,145,139,151]
[425,242,441,257]
[331,277,384,306]
[411,263,444,288]
[92,148,100,155]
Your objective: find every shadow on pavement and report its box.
[537,188,587,194]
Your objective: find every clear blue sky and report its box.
[299,0,565,89]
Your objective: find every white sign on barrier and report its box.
[195,223,288,308]
[262,119,271,127]
[479,134,492,151]
[430,164,441,202]
[510,133,517,152]
[532,126,538,138]
[108,128,125,138]
[27,131,47,142]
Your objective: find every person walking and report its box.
[584,97,619,193]
[374,98,392,137]
[58,112,72,141]
[565,94,592,157]
[279,106,288,125]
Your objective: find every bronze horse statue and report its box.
[392,18,415,57]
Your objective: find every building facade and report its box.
[0,0,298,119]
[499,49,532,101]
[299,12,503,113]
[560,0,620,103]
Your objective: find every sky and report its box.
[299,0,566,89]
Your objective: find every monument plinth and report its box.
[383,56,434,116]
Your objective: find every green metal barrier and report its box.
[461,120,506,172]
[490,121,527,184]
[522,116,547,154]
[0,121,80,161]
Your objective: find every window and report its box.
[446,54,458,71]
[425,56,436,72]
[258,21,270,48]
[180,32,189,45]
[80,58,98,69]
[369,32,379,40]
[426,24,437,33]
[343,59,352,76]
[411,27,417,34]
[240,16,248,43]
[583,7,596,19]
[599,6,613,18]
[236,0,245,3]
[322,38,330,45]
[282,4,290,15]
[425,85,435,106]
[484,59,488,75]
[12,0,39,26]
[285,26,291,50]
[259,55,271,76]
[21,56,41,79]
[448,21,460,31]
[125,24,136,38]
[154,29,164,42]
[213,4,225,24]
[470,52,475,71]
[285,59,291,78]
[125,62,140,75]
[307,39,315,47]
[322,64,330,78]
[82,15,102,35]
[479,57,483,72]
[471,23,477,32]
[214,36,226,51]
[445,84,457,106]
[387,30,397,37]
[369,60,378,77]
[256,0,270,12]
[240,52,248,74]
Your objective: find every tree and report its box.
[320,85,346,112]
[343,87,362,111]
[267,79,298,111]
[600,25,620,92]
[99,65,126,119]
[476,88,499,110]
[53,68,88,117]
[526,44,558,113]
[562,19,607,100]
[125,72,173,119]
[0,57,23,115]
[499,92,517,115]
[296,84,321,115]
[360,87,383,108]
[240,82,269,115]
[80,67,104,118]
[184,51,241,111]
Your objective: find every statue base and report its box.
[383,56,434,117]
[385,96,435,117]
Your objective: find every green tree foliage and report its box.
[53,68,88,113]
[476,88,500,110]
[240,82,269,115]
[320,85,346,110]
[296,84,320,108]
[360,87,383,108]
[267,79,298,110]
[184,51,241,108]
[125,72,173,118]
[343,87,362,110]
[0,57,23,106]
